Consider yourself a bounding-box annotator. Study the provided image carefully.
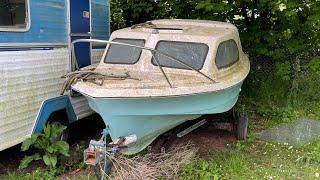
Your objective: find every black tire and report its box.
[93,158,112,180]
[236,112,248,140]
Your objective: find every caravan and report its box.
[0,0,110,151]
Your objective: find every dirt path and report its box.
[150,116,237,158]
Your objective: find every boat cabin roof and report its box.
[113,19,238,38]
[97,19,244,78]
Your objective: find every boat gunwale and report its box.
[71,56,250,99]
[71,76,247,100]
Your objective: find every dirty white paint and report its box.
[0,48,104,151]
[0,48,67,150]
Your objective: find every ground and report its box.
[1,114,320,180]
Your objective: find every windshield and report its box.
[152,41,209,70]
[104,38,145,64]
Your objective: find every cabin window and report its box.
[152,41,209,70]
[105,38,145,64]
[0,0,29,31]
[215,39,239,69]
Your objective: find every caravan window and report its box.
[0,0,29,31]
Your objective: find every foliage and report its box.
[6,141,88,180]
[63,141,87,170]
[180,140,320,179]
[275,61,291,81]
[180,159,220,180]
[6,168,57,180]
[110,0,203,28]
[195,0,320,60]
[110,0,126,31]
[301,139,320,165]
[19,123,69,169]
[110,0,156,28]
[305,56,320,77]
[111,0,320,60]
[240,67,290,118]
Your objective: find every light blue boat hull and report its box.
[86,82,243,154]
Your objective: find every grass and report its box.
[5,169,57,180]
[6,138,320,180]
[180,139,320,180]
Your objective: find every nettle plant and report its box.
[19,123,69,169]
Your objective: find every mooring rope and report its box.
[60,70,139,95]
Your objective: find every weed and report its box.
[181,139,320,179]
[300,139,320,165]
[19,123,69,169]
[6,168,57,180]
[280,105,300,123]
[64,141,87,170]
[180,159,220,180]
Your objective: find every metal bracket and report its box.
[177,119,207,138]
[84,140,106,166]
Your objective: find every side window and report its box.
[104,38,145,64]
[152,41,209,70]
[0,0,29,31]
[215,39,239,69]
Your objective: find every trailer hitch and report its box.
[83,133,137,179]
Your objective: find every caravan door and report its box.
[69,0,91,68]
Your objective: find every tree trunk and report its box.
[288,55,301,106]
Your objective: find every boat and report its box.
[70,19,250,155]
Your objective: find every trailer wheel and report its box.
[93,157,112,180]
[236,112,248,140]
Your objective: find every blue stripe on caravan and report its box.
[0,47,53,51]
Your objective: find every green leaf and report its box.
[21,134,40,151]
[44,123,51,138]
[34,137,50,150]
[50,123,67,141]
[46,146,54,153]
[53,141,70,157]
[19,154,41,169]
[43,154,57,167]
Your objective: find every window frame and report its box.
[215,39,240,69]
[104,38,146,65]
[0,0,31,32]
[151,40,209,70]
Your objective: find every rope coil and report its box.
[60,70,139,95]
